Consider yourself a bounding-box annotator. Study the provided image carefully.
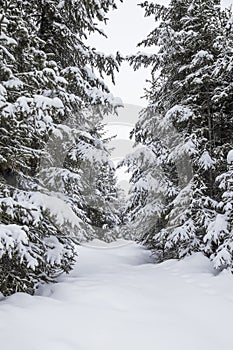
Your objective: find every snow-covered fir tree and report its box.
[204,151,233,271]
[0,0,122,296]
[66,120,122,242]
[125,0,233,263]
[120,145,174,249]
[0,0,77,296]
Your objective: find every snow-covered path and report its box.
[1,240,233,350]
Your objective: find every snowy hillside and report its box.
[1,240,233,350]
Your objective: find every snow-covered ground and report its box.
[1,240,233,350]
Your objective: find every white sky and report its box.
[88,0,232,106]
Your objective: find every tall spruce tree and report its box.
[125,0,233,263]
[0,0,122,296]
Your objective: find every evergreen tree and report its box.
[69,122,122,242]
[120,145,173,248]
[205,151,233,270]
[0,0,122,296]
[0,0,78,296]
[125,0,233,262]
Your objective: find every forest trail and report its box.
[1,240,233,350]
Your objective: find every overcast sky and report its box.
[88,0,232,106]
